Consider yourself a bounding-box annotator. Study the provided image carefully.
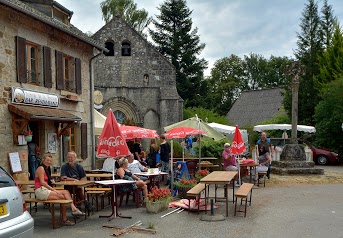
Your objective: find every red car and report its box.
[310,146,340,165]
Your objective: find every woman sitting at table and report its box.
[116,157,149,199]
[253,145,271,181]
[34,152,85,225]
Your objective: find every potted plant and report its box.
[62,129,71,141]
[146,186,173,213]
[195,169,209,182]
[23,130,33,142]
[174,179,197,198]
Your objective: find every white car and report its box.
[0,166,34,238]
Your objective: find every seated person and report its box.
[102,157,120,173]
[35,152,84,225]
[222,143,239,186]
[60,151,93,211]
[116,157,149,199]
[127,153,148,181]
[253,145,271,181]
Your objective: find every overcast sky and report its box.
[56,0,343,76]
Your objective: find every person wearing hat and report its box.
[222,143,240,186]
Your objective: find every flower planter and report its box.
[146,199,169,213]
[24,135,32,142]
[177,186,192,198]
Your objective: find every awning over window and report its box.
[8,104,81,121]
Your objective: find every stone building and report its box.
[91,15,183,134]
[0,0,105,174]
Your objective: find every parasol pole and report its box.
[112,158,115,181]
[170,140,174,195]
[196,114,201,170]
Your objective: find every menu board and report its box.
[9,152,22,173]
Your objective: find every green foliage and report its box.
[314,78,343,156]
[169,140,183,158]
[149,0,208,108]
[194,138,230,164]
[320,0,336,48]
[100,0,152,32]
[183,107,229,124]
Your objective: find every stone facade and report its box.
[92,16,183,134]
[0,1,102,173]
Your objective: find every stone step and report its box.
[271,167,324,175]
[272,161,315,168]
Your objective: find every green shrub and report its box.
[193,138,230,164]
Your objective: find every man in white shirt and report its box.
[102,157,119,173]
[127,153,148,181]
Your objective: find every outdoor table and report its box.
[86,173,113,181]
[133,170,168,190]
[200,171,237,217]
[239,163,258,183]
[95,179,136,220]
[54,180,94,206]
[87,169,112,174]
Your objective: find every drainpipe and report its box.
[89,49,103,169]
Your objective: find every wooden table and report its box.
[86,173,113,181]
[134,171,168,190]
[239,163,258,183]
[95,179,136,220]
[54,180,94,205]
[200,171,237,217]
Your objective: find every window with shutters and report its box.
[26,42,39,85]
[63,55,75,92]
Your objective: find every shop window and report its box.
[104,41,114,56]
[64,55,74,92]
[26,42,39,84]
[121,41,131,56]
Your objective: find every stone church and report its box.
[91,15,183,134]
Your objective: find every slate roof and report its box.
[0,0,106,51]
[226,88,285,127]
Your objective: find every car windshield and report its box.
[0,167,16,188]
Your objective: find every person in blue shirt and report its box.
[256,132,273,179]
[185,135,194,154]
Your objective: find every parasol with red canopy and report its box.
[231,125,246,185]
[164,126,206,139]
[119,125,159,140]
[97,109,130,159]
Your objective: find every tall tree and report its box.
[100,0,152,33]
[149,0,208,107]
[283,0,324,125]
[315,22,343,91]
[320,0,336,48]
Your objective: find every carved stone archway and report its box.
[101,96,142,126]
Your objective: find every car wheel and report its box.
[317,155,329,165]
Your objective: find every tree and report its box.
[314,78,343,156]
[315,22,343,91]
[183,107,229,125]
[149,0,208,107]
[320,0,336,48]
[284,0,324,125]
[100,0,151,33]
[242,53,268,90]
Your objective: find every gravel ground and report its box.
[32,181,343,238]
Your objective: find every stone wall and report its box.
[92,16,182,133]
[0,5,94,172]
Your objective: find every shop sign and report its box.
[11,87,59,107]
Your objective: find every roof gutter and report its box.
[89,50,102,169]
[0,0,106,51]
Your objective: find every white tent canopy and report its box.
[253,124,316,133]
[207,122,236,134]
[94,109,107,135]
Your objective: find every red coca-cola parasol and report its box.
[119,125,159,140]
[165,126,206,139]
[96,109,130,158]
[231,125,246,155]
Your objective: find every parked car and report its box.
[310,146,340,165]
[0,166,34,238]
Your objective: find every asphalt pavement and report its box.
[32,181,343,238]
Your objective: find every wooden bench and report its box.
[186,183,206,214]
[257,172,267,187]
[85,187,112,211]
[234,183,254,217]
[25,198,73,229]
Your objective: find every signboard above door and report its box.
[11,87,59,107]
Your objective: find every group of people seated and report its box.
[222,132,272,185]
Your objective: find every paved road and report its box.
[33,183,343,238]
[316,164,343,174]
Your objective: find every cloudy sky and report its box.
[56,0,343,75]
